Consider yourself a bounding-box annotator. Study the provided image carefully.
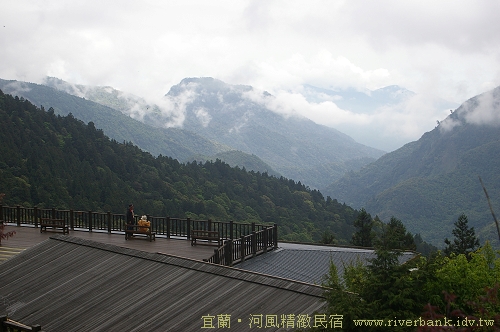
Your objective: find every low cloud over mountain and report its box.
[324,85,500,245]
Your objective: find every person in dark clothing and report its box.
[126,204,135,239]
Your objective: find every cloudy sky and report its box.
[1,0,500,151]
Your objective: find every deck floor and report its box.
[0,224,218,261]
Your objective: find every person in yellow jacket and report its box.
[138,215,150,232]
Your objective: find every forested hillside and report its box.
[0,90,358,243]
[39,77,385,189]
[0,78,231,161]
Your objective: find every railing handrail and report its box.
[205,224,278,266]
[0,315,43,332]
[1,204,278,267]
[0,204,274,241]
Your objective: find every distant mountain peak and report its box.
[168,77,253,98]
[372,85,415,98]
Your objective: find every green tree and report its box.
[319,230,336,245]
[424,242,500,326]
[317,260,371,332]
[316,241,500,331]
[444,213,480,259]
[376,216,416,251]
[351,208,374,247]
[364,248,423,323]
[318,248,424,331]
[413,233,438,257]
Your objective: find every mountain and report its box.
[42,77,178,129]
[165,78,386,188]
[0,89,359,243]
[301,84,459,152]
[40,77,385,189]
[13,77,282,174]
[0,78,232,161]
[324,86,500,245]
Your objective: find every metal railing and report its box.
[0,204,277,246]
[0,316,43,332]
[205,225,277,266]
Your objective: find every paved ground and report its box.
[0,224,218,263]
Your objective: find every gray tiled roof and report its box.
[236,242,418,285]
[0,236,325,331]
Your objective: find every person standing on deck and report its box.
[126,204,135,238]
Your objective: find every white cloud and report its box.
[154,88,197,128]
[462,88,500,126]
[244,86,454,151]
[1,0,500,150]
[2,81,33,96]
[194,107,212,127]
[439,117,461,133]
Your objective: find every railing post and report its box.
[166,217,171,238]
[70,210,74,230]
[0,204,3,222]
[251,222,255,233]
[31,324,42,332]
[208,219,212,232]
[34,206,39,227]
[229,220,234,240]
[51,207,56,220]
[187,217,191,239]
[0,314,6,332]
[107,211,112,233]
[225,240,233,267]
[273,223,278,249]
[240,237,246,263]
[263,228,268,253]
[251,231,257,257]
[214,248,219,264]
[17,205,21,226]
[88,210,93,232]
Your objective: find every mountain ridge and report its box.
[162,77,385,188]
[0,78,233,160]
[324,86,500,245]
[30,76,386,189]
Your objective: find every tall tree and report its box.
[351,208,374,247]
[444,213,480,259]
[376,216,416,251]
[319,230,336,245]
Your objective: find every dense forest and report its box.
[312,216,500,331]
[0,89,361,243]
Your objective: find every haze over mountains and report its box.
[40,77,459,153]
[325,86,500,245]
[1,77,386,189]
[0,78,232,163]
[297,84,458,152]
